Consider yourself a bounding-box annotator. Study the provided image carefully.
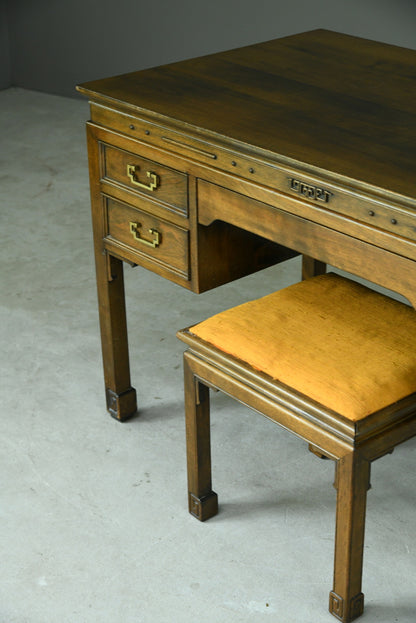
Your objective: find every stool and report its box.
[176,273,416,622]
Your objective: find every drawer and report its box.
[102,143,188,215]
[105,198,189,279]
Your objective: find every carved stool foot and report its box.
[106,387,137,421]
[329,591,364,622]
[189,491,218,521]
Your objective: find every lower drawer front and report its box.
[106,198,189,278]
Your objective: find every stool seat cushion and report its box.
[189,273,416,421]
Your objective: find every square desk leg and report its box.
[95,251,137,421]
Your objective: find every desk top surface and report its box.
[78,29,416,205]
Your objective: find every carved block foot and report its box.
[106,387,137,421]
[189,491,218,521]
[329,591,364,622]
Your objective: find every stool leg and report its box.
[329,452,371,622]
[184,352,218,521]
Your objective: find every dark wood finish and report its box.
[184,356,218,521]
[329,454,370,622]
[106,197,190,278]
[177,328,416,622]
[77,30,416,419]
[302,257,327,281]
[78,30,416,201]
[85,128,137,421]
[103,142,189,215]
[197,180,416,302]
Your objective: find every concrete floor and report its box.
[0,87,415,623]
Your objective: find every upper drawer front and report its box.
[102,143,188,215]
[106,198,189,279]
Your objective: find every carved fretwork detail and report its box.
[329,592,343,619]
[189,493,202,519]
[289,177,333,203]
[105,387,137,421]
[188,491,218,521]
[329,591,364,622]
[350,593,365,619]
[106,388,118,417]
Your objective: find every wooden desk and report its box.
[77,29,416,421]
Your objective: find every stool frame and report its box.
[179,329,416,622]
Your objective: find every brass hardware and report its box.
[289,177,332,203]
[129,222,160,248]
[127,165,159,191]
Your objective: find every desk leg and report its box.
[95,251,137,421]
[302,255,327,280]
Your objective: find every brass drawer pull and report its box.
[129,222,160,248]
[127,164,160,191]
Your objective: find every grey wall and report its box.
[3,0,416,98]
[0,0,10,89]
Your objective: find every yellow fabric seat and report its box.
[189,273,416,421]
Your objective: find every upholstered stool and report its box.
[177,273,416,622]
